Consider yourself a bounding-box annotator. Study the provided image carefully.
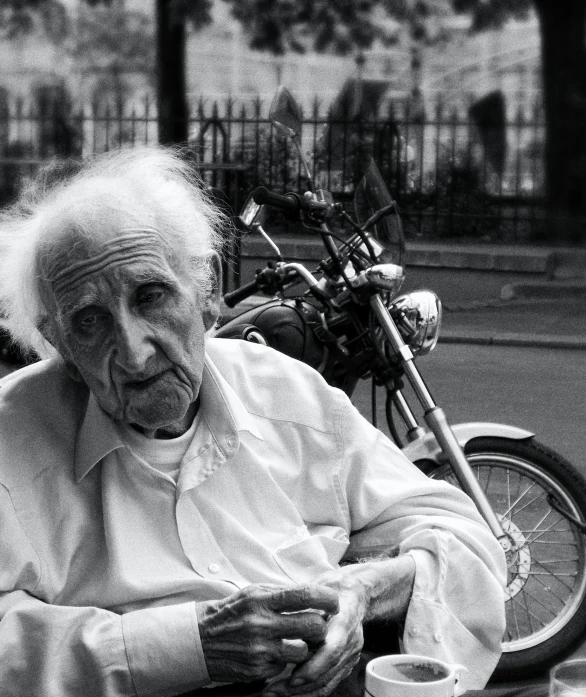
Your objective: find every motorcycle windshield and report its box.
[354,159,405,266]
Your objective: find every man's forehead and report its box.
[43,227,187,303]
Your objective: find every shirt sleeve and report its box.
[0,484,210,697]
[334,394,507,693]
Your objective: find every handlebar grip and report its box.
[223,279,260,308]
[252,187,300,217]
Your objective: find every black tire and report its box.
[429,436,586,681]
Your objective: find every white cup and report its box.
[365,654,468,697]
[550,659,586,697]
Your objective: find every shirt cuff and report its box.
[122,601,210,697]
[402,547,501,693]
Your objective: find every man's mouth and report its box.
[125,369,169,389]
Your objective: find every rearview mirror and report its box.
[269,86,303,139]
[237,195,268,231]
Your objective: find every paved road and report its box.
[352,342,586,472]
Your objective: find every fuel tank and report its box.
[216,299,326,371]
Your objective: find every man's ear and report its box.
[203,250,223,332]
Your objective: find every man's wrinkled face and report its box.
[42,228,218,433]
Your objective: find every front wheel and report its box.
[430,437,586,681]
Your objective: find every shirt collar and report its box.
[74,350,264,481]
[198,351,264,457]
[74,392,125,482]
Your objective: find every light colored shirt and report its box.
[116,412,201,482]
[0,339,506,697]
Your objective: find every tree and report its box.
[0,0,68,40]
[68,3,154,108]
[8,0,585,235]
[453,0,586,237]
[153,0,583,238]
[156,0,212,144]
[222,0,585,237]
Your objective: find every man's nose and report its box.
[113,315,157,375]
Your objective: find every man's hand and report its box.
[264,555,416,697]
[196,584,340,685]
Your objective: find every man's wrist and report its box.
[321,554,416,624]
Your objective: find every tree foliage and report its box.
[69,5,154,75]
[451,0,532,31]
[218,0,533,55]
[0,0,68,40]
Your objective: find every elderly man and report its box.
[0,147,506,697]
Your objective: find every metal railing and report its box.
[0,95,550,243]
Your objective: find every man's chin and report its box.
[122,386,195,433]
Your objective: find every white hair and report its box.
[0,146,228,359]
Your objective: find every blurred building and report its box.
[185,2,541,118]
[0,0,541,117]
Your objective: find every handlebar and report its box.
[223,278,260,308]
[252,187,300,217]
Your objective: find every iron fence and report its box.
[0,95,549,243]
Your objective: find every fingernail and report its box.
[290,678,307,687]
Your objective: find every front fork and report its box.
[370,294,513,554]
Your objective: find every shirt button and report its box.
[434,632,444,643]
[408,626,419,637]
[225,437,234,449]
[208,563,220,574]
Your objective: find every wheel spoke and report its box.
[484,466,494,495]
[528,561,575,599]
[523,539,577,544]
[501,479,538,518]
[509,589,548,628]
[513,575,566,616]
[507,487,548,518]
[532,555,578,591]
[435,450,586,655]
[520,513,572,548]
[524,571,577,576]
[508,585,524,637]
[535,558,580,564]
[520,589,563,616]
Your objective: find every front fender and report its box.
[402,422,535,466]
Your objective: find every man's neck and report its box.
[131,397,200,440]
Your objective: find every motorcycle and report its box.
[216,86,586,680]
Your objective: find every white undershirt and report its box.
[118,414,200,483]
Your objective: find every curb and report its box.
[240,236,557,275]
[501,280,586,301]
[439,330,586,350]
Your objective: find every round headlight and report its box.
[389,290,442,356]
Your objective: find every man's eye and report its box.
[137,286,165,305]
[74,309,106,333]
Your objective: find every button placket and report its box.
[176,490,248,586]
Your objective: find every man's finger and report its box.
[286,614,361,686]
[264,584,339,615]
[266,657,356,697]
[269,610,328,644]
[279,638,310,664]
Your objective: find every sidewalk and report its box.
[440,297,586,350]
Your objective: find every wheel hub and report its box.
[501,516,532,598]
